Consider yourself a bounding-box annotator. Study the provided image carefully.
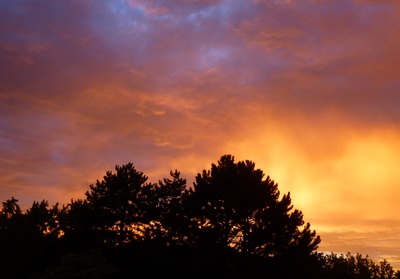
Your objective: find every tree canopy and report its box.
[0,155,398,279]
[190,154,320,259]
[85,162,149,246]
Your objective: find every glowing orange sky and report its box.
[1,0,400,268]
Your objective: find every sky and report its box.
[1,0,400,268]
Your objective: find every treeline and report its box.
[0,155,398,278]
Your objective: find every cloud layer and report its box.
[1,0,400,267]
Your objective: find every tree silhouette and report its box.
[0,198,62,278]
[146,169,190,246]
[318,252,400,279]
[0,196,23,235]
[85,162,149,246]
[58,199,98,251]
[2,155,400,278]
[25,200,60,238]
[0,197,22,221]
[251,192,320,257]
[191,154,320,263]
[0,197,24,278]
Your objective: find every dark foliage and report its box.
[0,155,398,278]
[85,163,150,246]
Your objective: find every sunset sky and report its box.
[1,0,400,268]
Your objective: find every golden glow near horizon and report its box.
[1,0,400,269]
